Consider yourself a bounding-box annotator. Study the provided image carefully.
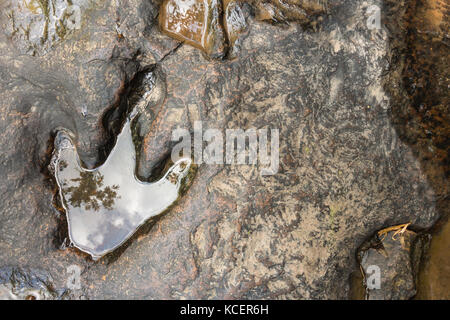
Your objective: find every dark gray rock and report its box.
[359,228,421,300]
[0,266,67,300]
[0,0,445,299]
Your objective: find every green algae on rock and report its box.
[52,114,192,260]
[159,0,226,58]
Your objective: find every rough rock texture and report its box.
[0,0,92,57]
[223,0,248,58]
[0,0,446,299]
[382,0,449,299]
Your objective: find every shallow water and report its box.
[54,115,192,260]
[416,219,450,299]
[0,0,448,300]
[397,0,449,299]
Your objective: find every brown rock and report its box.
[159,0,226,58]
[252,0,326,23]
[416,220,450,299]
[223,0,248,58]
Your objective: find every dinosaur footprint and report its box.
[53,115,191,260]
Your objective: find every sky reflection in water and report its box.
[55,118,191,260]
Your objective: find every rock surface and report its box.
[252,0,327,23]
[52,114,192,260]
[358,227,422,300]
[0,0,91,56]
[0,266,64,300]
[159,0,227,57]
[0,0,447,299]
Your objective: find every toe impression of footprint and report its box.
[53,112,192,260]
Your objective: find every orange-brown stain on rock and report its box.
[159,0,226,56]
[159,1,326,57]
[252,0,326,23]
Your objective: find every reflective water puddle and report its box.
[53,114,191,260]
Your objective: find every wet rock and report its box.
[358,225,423,300]
[158,0,325,58]
[114,0,181,64]
[0,0,445,299]
[0,0,148,294]
[223,0,248,58]
[383,0,449,299]
[0,266,64,300]
[52,113,192,259]
[252,0,326,24]
[159,0,227,58]
[112,0,439,299]
[130,68,173,179]
[0,0,90,56]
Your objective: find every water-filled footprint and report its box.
[53,114,191,260]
